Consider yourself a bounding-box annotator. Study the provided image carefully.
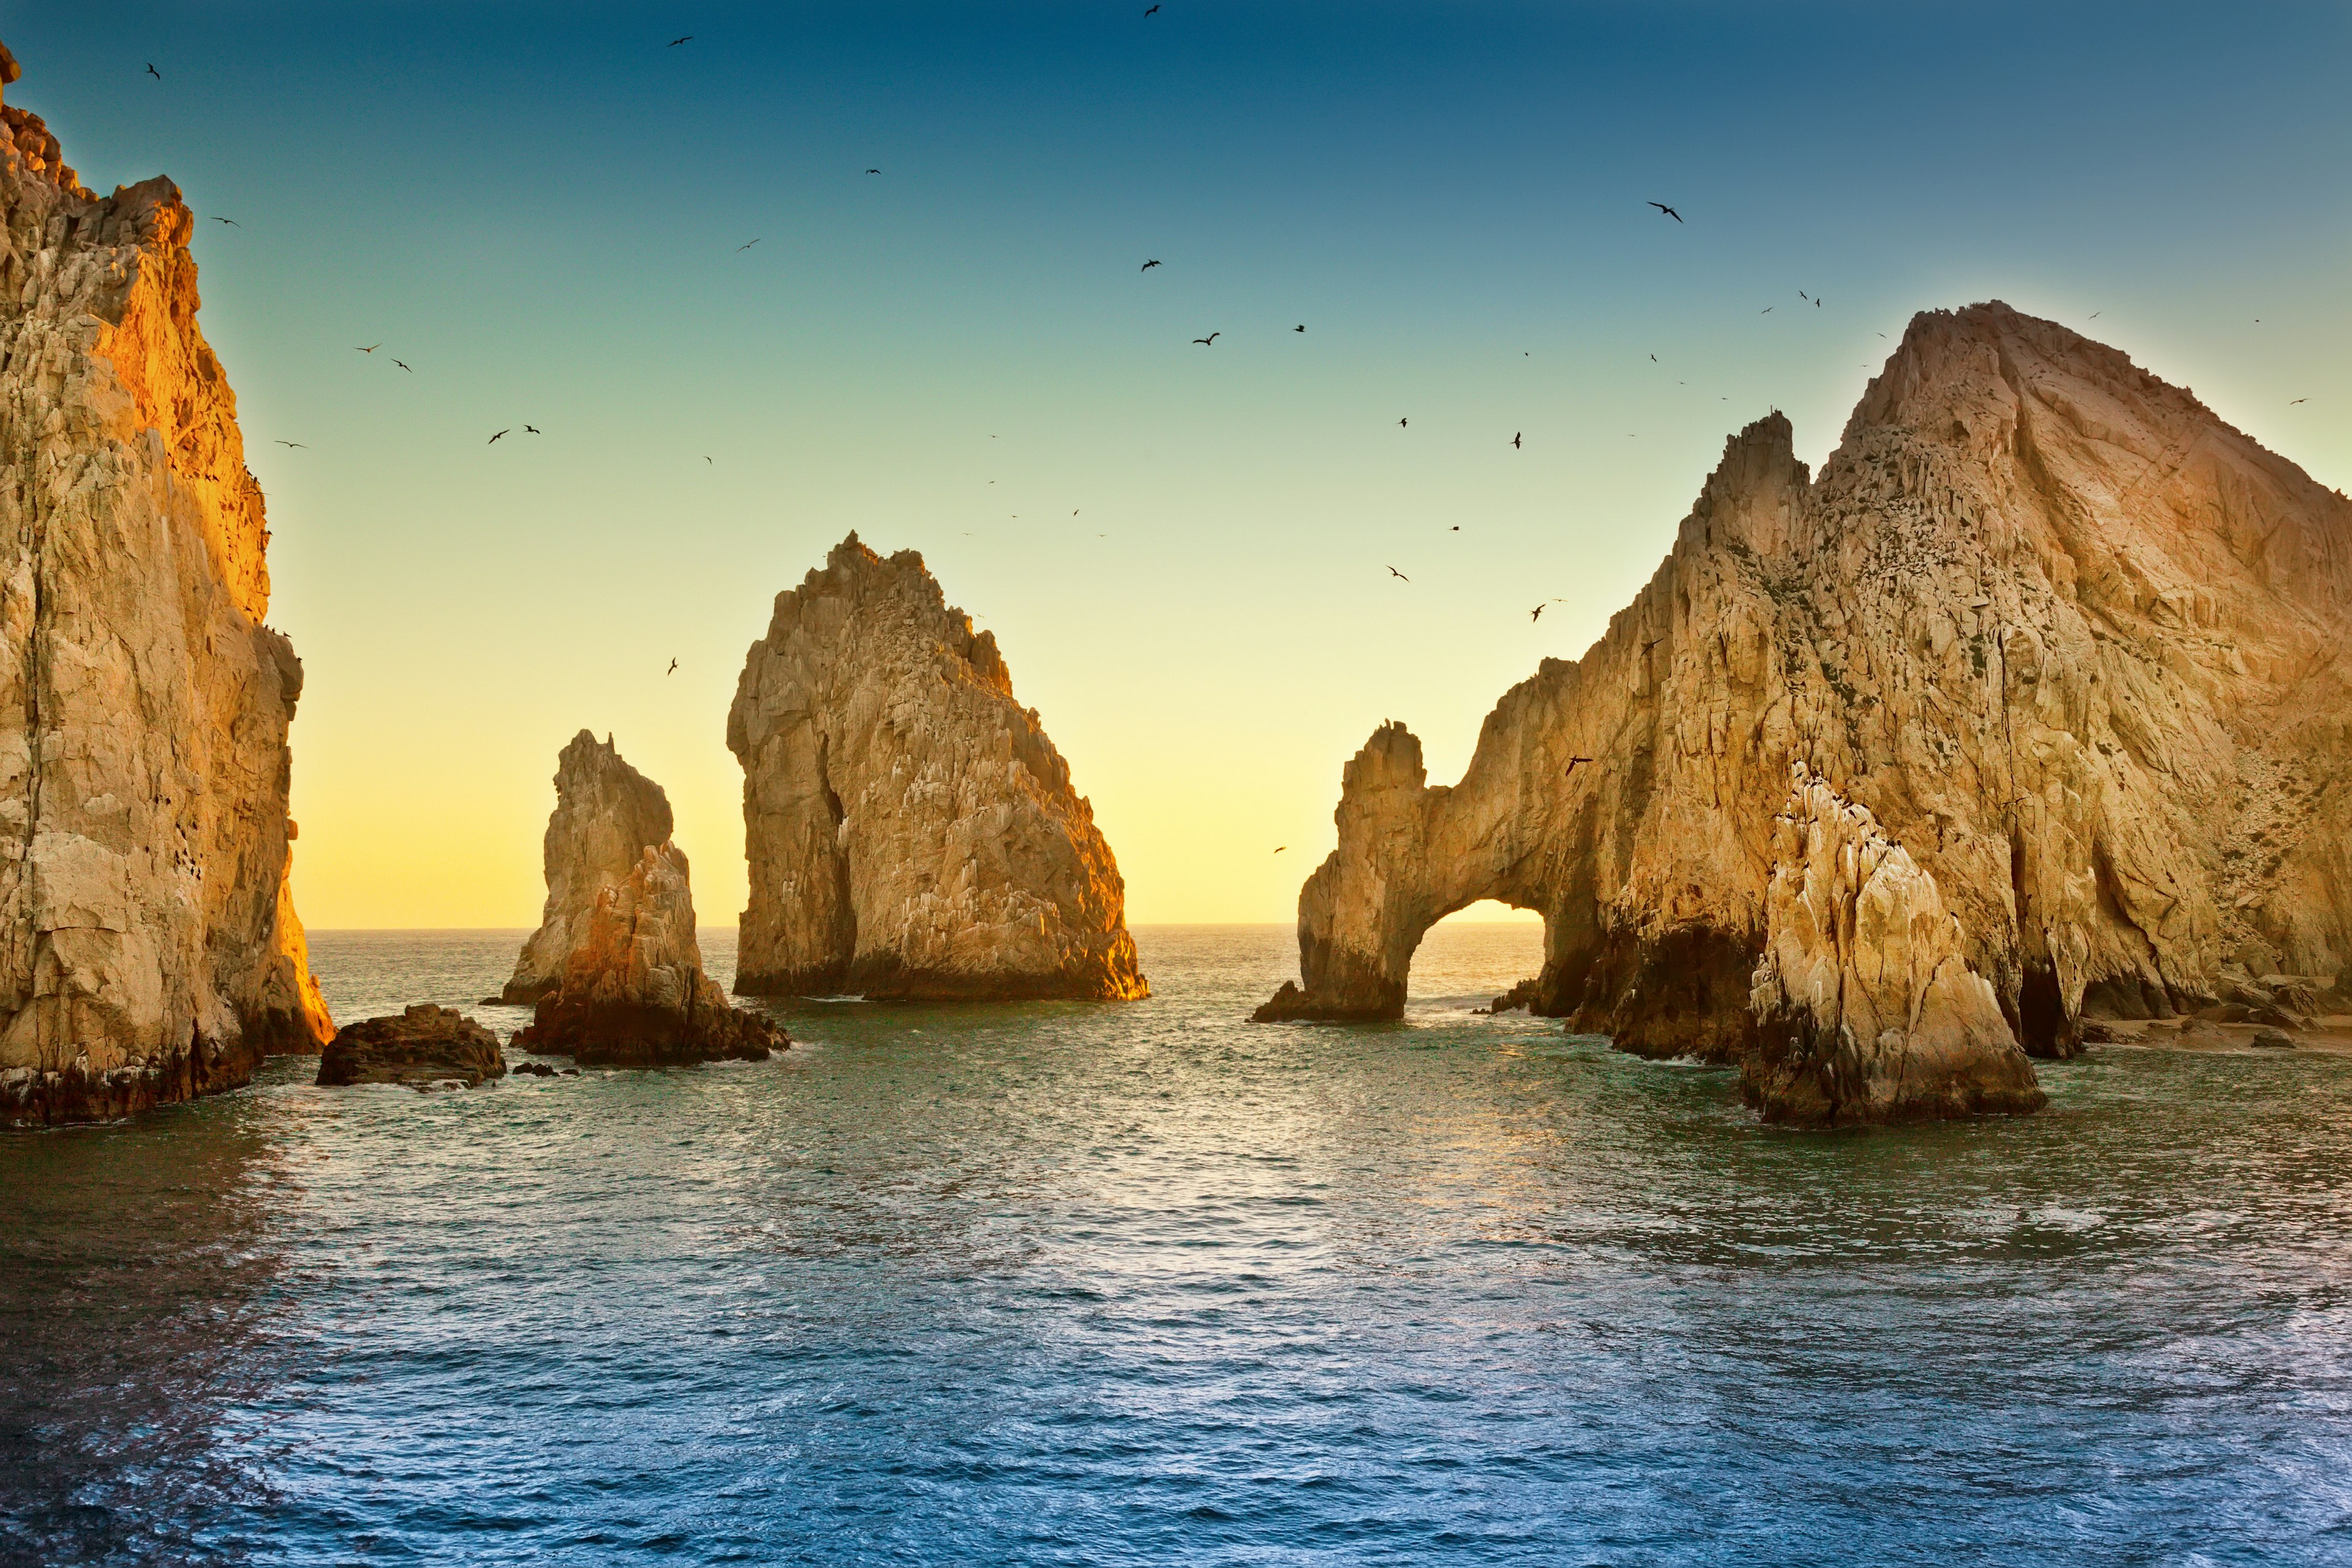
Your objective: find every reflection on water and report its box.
[6,924,2352,1564]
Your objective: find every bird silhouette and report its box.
[1398,417,1408,428]
[704,456,712,464]
[865,168,881,175]
[668,36,693,47]
[488,429,509,444]
[1141,258,1162,270]
[1761,307,1773,314]
[1649,353,1656,362]
[1564,756,1595,776]
[1512,432,1522,449]
[146,63,162,81]
[2089,312,2101,319]
[1815,298,1822,307]
[391,358,412,372]
[1193,332,1219,345]
[273,440,306,449]
[1387,566,1409,582]
[666,659,679,676]
[1530,598,1564,622]
[1799,291,1807,301]
[1294,324,1305,332]
[1451,526,1460,532]
[737,238,760,251]
[210,216,239,227]
[524,425,541,434]
[1648,202,1681,222]
[1274,846,1286,854]
[2291,398,2308,405]
[1145,3,1161,13]
[356,344,380,353]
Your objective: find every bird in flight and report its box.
[704,456,712,464]
[1799,291,1807,301]
[1530,598,1564,622]
[1512,432,1522,449]
[1145,3,1161,13]
[1760,307,1773,314]
[356,343,380,353]
[1294,324,1305,333]
[488,429,509,444]
[2089,312,2101,320]
[1193,332,1219,345]
[865,168,881,175]
[668,36,693,47]
[1648,202,1681,222]
[1387,566,1409,582]
[1398,417,1408,428]
[1141,258,1162,271]
[273,440,306,449]
[1564,756,1595,776]
[1649,353,1657,362]
[737,238,760,251]
[1274,846,1286,854]
[210,216,239,227]
[146,64,162,81]
[525,425,541,434]
[666,659,679,676]
[391,358,412,372]
[2291,398,2308,405]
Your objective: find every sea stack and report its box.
[1260,303,2352,1101]
[728,534,1147,1001]
[0,39,334,1126]
[1743,766,2045,1126]
[508,733,783,1066]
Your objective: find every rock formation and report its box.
[1743,765,2045,1125]
[1261,303,2352,1084]
[728,533,1147,1002]
[317,1006,505,1090]
[0,40,334,1126]
[498,731,676,1005]
[507,734,784,1066]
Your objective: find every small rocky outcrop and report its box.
[316,1006,505,1090]
[1743,766,2045,1126]
[727,534,1147,1002]
[507,738,784,1066]
[1261,303,2352,1079]
[499,731,676,1005]
[0,39,334,1126]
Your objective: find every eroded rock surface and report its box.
[728,533,1146,1002]
[1743,766,2044,1125]
[0,40,333,1126]
[317,1005,505,1090]
[507,737,783,1066]
[1262,303,2352,1080]
[499,731,675,1005]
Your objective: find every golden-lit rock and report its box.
[1262,303,2352,1090]
[1744,764,2044,1125]
[507,734,784,1066]
[728,533,1147,1001]
[0,40,333,1126]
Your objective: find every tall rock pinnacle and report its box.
[0,38,334,1125]
[728,534,1147,1002]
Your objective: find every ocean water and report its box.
[5,924,2352,1566]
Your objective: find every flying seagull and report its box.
[704,456,712,464]
[210,216,240,227]
[1761,307,1773,314]
[667,659,679,676]
[2291,398,2308,405]
[356,343,380,353]
[1648,202,1681,222]
[1530,598,1564,622]
[273,440,306,448]
[668,36,693,47]
[1274,846,1286,854]
[2089,312,2101,320]
[1193,332,1219,345]
[1145,3,1161,13]
[488,429,509,444]
[1512,432,1522,448]
[1294,324,1305,332]
[391,358,412,372]
[524,424,541,434]
[1387,565,1409,582]
[1398,417,1408,428]
[1564,756,1595,776]
[865,168,881,175]
[146,63,162,81]
[737,238,760,251]
[1799,291,1807,301]
[1141,258,1162,270]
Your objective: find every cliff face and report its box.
[0,45,333,1126]
[500,731,674,1004]
[507,733,782,1065]
[1744,765,2045,1125]
[728,534,1147,1001]
[1262,303,2352,1074]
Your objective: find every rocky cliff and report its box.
[1744,764,2045,1125]
[1261,303,2352,1082]
[508,733,783,1065]
[500,731,676,1004]
[728,534,1147,1001]
[0,41,334,1126]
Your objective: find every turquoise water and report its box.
[5,924,2352,1565]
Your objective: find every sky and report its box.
[6,1,2348,929]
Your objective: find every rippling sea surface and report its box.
[6,925,2352,1565]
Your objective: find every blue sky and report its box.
[8,1,2347,924]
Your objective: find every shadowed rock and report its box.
[317,1006,505,1090]
[728,534,1147,1002]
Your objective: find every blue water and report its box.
[6,924,2352,1566]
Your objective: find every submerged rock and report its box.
[0,39,334,1127]
[317,1006,505,1090]
[727,533,1147,1002]
[1743,766,2045,1126]
[1260,303,2352,1079]
[508,737,784,1066]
